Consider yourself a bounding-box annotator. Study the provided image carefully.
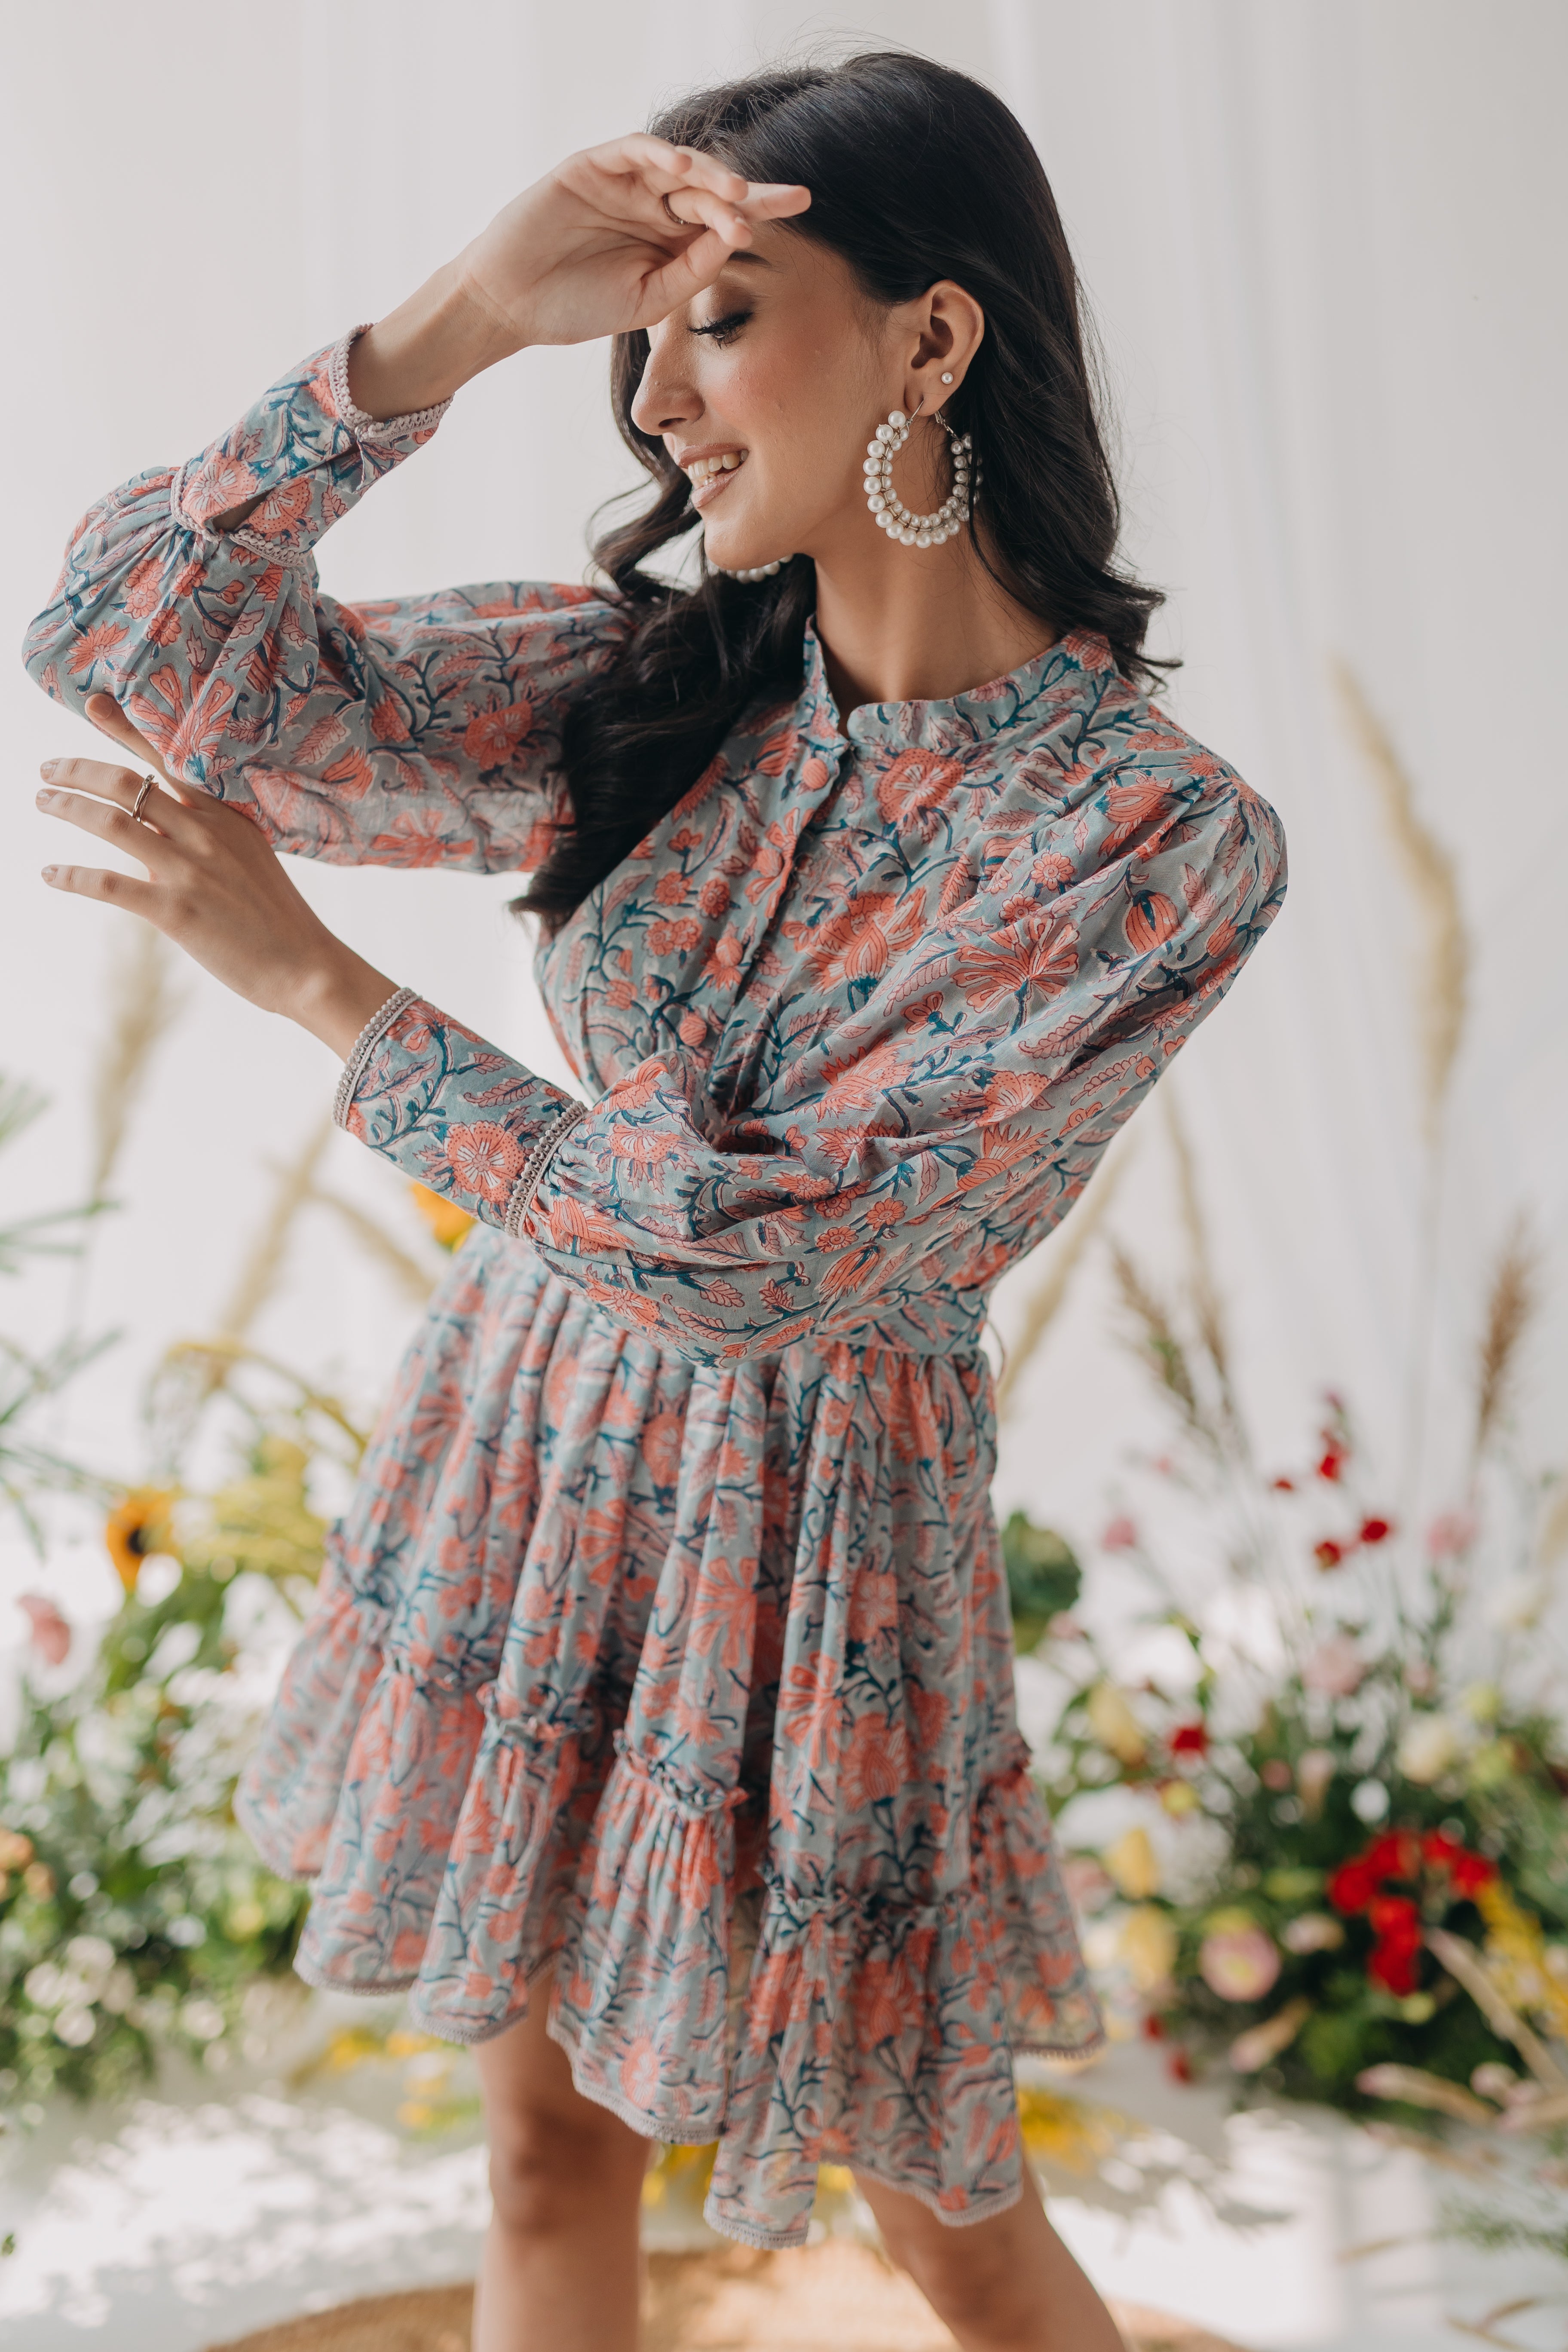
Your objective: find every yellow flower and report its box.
[1103,1826,1161,1899]
[1087,1682,1148,1768]
[1477,1881,1568,2040]
[1159,1779,1200,1817]
[104,1488,178,1590]
[409,1182,475,1252]
[180,1439,326,1586]
[1120,1904,1178,1991]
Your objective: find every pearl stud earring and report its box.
[940,372,954,384]
[863,402,974,548]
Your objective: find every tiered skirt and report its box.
[237,1225,1101,2248]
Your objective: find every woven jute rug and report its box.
[203,2246,1251,2351]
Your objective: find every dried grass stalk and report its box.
[1109,1240,1203,1433]
[1161,1088,1248,1459]
[90,920,183,1198]
[1473,1216,1540,1460]
[308,1186,438,1307]
[1427,1926,1568,2091]
[1536,1479,1568,1570]
[214,1119,334,1346]
[995,1137,1130,1415]
[1332,663,1469,1145]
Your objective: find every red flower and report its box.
[1329,1856,1380,1914]
[1271,1476,1295,1492]
[1422,1831,1497,1897]
[1314,1538,1345,1570]
[1317,1450,1344,1482]
[1142,2012,1165,2040]
[1366,1831,1421,1882]
[1169,1723,1209,1758]
[1367,1893,1423,1997]
[1359,1516,1394,1545]
[1166,2049,1194,2084]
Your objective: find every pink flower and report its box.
[1198,1924,1282,2004]
[1426,1510,1478,1559]
[18,1594,70,1667]
[1102,1516,1138,1552]
[1303,1635,1366,1697]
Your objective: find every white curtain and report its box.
[3,0,1563,1598]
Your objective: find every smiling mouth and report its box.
[685,450,748,508]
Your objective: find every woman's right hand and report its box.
[346,138,809,420]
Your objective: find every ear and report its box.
[905,280,985,411]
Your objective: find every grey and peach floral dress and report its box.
[25,329,1286,2248]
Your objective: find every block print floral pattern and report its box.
[25,332,1286,2248]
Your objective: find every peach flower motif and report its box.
[369,695,411,741]
[955,911,1078,1011]
[184,450,262,523]
[802,890,927,989]
[618,2034,661,2112]
[122,555,166,617]
[461,701,535,768]
[1125,891,1181,952]
[875,748,965,833]
[66,620,129,677]
[367,812,476,868]
[440,1123,524,1205]
[839,1718,909,1813]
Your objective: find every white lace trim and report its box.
[331,986,419,1126]
[502,1101,591,1239]
[328,324,454,444]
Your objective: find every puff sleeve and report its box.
[22,329,628,871]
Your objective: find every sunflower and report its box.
[104,1487,178,1590]
[408,1181,475,1253]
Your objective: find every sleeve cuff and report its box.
[502,1101,591,1239]
[328,325,454,445]
[332,986,420,1126]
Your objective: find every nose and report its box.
[630,328,701,440]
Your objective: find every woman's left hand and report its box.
[36,752,398,1057]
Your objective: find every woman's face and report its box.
[630,222,979,578]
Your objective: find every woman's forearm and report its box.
[345,256,524,420]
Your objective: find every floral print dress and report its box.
[25,330,1286,2248]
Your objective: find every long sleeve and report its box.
[22,330,627,870]
[340,762,1287,1363]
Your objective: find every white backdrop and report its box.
[3,0,1565,1598]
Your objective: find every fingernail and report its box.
[40,759,58,778]
[41,865,57,882]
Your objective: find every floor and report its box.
[0,2023,1557,2350]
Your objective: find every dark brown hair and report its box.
[518,50,1167,927]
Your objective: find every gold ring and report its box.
[662,191,700,230]
[131,775,155,824]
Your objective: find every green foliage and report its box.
[0,1389,358,2119]
[1002,1511,1081,1652]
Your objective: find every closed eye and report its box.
[690,309,752,346]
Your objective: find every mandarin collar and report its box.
[795,619,1115,755]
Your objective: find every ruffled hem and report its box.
[243,1570,1100,2247]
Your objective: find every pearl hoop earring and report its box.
[864,399,974,548]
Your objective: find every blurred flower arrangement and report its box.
[1015,1259,1567,2131]
[0,922,463,2129]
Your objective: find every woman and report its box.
[25,51,1284,2352]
